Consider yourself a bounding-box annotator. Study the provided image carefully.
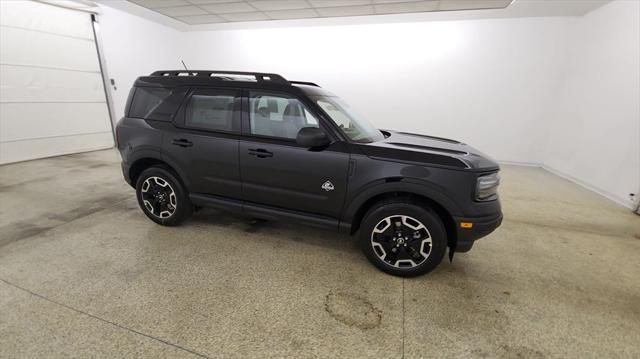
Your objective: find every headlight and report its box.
[475,172,500,201]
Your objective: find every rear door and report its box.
[239,90,350,219]
[162,87,243,199]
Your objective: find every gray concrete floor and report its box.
[0,149,638,358]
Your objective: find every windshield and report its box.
[313,96,384,143]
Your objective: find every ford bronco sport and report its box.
[116,70,502,277]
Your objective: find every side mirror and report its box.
[296,127,330,148]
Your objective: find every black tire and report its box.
[360,199,447,277]
[135,166,192,226]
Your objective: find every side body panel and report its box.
[162,128,242,199]
[239,139,350,219]
[162,87,243,199]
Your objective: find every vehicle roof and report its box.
[133,70,334,97]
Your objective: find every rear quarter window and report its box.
[129,87,185,121]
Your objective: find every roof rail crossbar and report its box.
[150,70,289,84]
[290,81,321,87]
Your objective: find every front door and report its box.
[239,90,349,218]
[163,87,243,199]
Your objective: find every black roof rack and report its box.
[150,70,289,84]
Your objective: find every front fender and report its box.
[340,178,464,230]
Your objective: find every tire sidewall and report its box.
[360,202,447,277]
[135,167,191,226]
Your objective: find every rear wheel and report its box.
[135,166,192,226]
[360,199,447,277]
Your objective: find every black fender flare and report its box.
[127,149,191,190]
[127,148,162,166]
[340,178,463,232]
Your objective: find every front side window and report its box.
[249,91,319,140]
[185,90,238,132]
[314,96,384,143]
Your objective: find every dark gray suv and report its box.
[116,70,502,277]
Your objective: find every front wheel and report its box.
[360,199,447,277]
[135,166,192,226]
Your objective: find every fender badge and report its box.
[321,181,335,192]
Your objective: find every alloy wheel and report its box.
[370,215,432,268]
[141,176,177,219]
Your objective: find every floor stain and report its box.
[0,177,51,192]
[0,195,129,248]
[471,345,546,359]
[190,210,236,228]
[507,217,634,240]
[243,218,270,233]
[324,290,382,330]
[497,344,546,358]
[47,204,110,223]
[0,221,53,247]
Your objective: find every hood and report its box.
[357,131,499,171]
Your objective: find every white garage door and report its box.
[0,0,113,164]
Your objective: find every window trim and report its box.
[241,89,334,145]
[174,87,242,135]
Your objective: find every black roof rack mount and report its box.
[150,70,289,84]
[289,80,320,87]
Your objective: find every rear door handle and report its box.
[172,139,193,147]
[248,148,273,158]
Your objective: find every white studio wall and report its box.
[0,0,113,164]
[544,0,640,208]
[96,0,639,209]
[96,4,186,120]
[180,17,570,166]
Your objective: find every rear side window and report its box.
[129,87,171,119]
[185,89,239,132]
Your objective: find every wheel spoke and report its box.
[370,215,432,269]
[402,215,425,231]
[372,217,391,234]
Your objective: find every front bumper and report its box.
[452,212,503,252]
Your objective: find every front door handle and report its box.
[172,139,193,147]
[248,148,273,158]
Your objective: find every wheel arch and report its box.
[342,181,461,248]
[129,157,184,189]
